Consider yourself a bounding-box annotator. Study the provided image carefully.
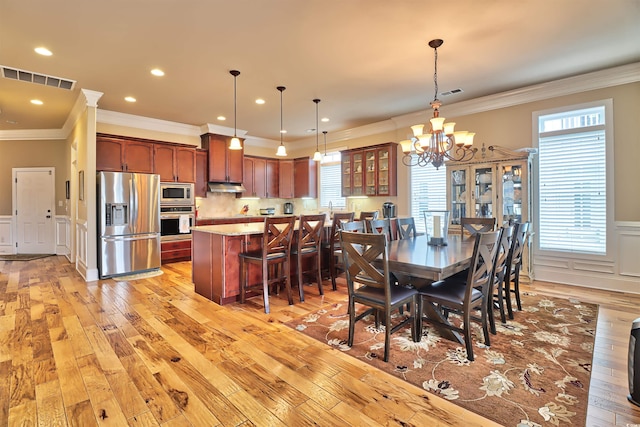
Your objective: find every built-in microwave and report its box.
[160,183,194,206]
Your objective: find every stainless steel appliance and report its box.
[629,317,640,407]
[98,171,161,278]
[160,205,195,241]
[283,202,294,214]
[382,201,396,218]
[160,182,194,205]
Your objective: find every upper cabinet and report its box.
[153,144,195,182]
[97,134,154,173]
[201,133,244,183]
[446,150,533,227]
[240,156,280,198]
[195,149,208,197]
[278,160,295,199]
[342,142,397,197]
[294,157,317,198]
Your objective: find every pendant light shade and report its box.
[276,86,287,157]
[312,99,322,161]
[229,70,242,150]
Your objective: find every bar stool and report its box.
[239,216,296,314]
[292,214,325,302]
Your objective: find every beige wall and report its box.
[97,123,201,147]
[0,139,68,216]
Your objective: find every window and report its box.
[319,151,346,209]
[409,156,447,233]
[536,103,608,255]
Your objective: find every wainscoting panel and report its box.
[76,219,88,280]
[55,215,70,257]
[0,216,13,254]
[618,222,640,277]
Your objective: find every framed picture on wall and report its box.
[79,170,84,201]
[65,180,70,199]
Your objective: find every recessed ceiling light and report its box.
[255,99,265,105]
[217,116,226,121]
[321,117,330,122]
[151,68,165,77]
[124,96,136,102]
[280,130,287,134]
[306,128,315,133]
[30,99,43,105]
[34,47,52,56]
[6,120,18,124]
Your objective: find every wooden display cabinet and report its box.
[342,142,397,197]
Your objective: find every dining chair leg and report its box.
[262,263,270,314]
[463,310,474,361]
[514,266,523,311]
[505,279,515,320]
[347,297,356,347]
[297,253,305,303]
[383,309,391,362]
[496,279,507,324]
[481,296,492,347]
[284,260,294,306]
[315,253,324,296]
[329,253,338,291]
[415,296,423,342]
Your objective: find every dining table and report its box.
[383,234,477,344]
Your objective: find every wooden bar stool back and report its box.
[293,214,326,302]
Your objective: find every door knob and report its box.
[46,215,51,218]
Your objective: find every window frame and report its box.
[408,154,447,233]
[318,150,347,209]
[532,98,615,261]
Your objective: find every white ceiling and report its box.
[1,0,639,145]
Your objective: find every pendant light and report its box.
[228,70,242,150]
[322,130,328,158]
[312,99,322,161]
[275,86,287,157]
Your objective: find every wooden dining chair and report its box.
[396,217,418,239]
[489,225,515,328]
[417,229,501,361]
[460,217,497,237]
[504,222,530,319]
[358,210,379,222]
[326,212,356,290]
[340,230,420,362]
[292,214,325,303]
[341,220,366,233]
[368,218,393,241]
[239,216,296,314]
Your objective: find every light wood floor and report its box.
[1,256,639,426]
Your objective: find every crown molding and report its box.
[391,62,640,129]
[0,128,67,141]
[97,110,203,136]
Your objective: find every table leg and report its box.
[421,301,464,345]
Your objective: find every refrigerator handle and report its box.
[103,233,159,243]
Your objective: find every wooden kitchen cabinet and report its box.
[240,156,279,198]
[201,133,244,183]
[341,142,397,197]
[195,149,208,197]
[278,159,295,198]
[294,157,317,198]
[161,239,191,264]
[96,134,154,173]
[154,144,196,182]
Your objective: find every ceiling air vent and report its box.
[441,88,463,97]
[1,66,76,90]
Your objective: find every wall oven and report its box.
[160,205,194,241]
[160,182,194,206]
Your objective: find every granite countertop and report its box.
[192,222,266,236]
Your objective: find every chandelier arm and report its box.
[402,153,419,167]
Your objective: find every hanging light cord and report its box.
[432,45,439,102]
[314,99,320,152]
[280,89,284,144]
[323,131,328,155]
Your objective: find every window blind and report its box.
[538,128,606,254]
[409,156,447,233]
[320,156,346,208]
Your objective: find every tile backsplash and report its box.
[196,193,318,218]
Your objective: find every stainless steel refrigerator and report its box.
[97,171,161,278]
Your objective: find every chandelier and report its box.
[399,39,477,169]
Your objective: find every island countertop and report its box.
[191,222,266,236]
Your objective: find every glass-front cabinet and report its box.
[446,150,532,229]
[341,142,397,197]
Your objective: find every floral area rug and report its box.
[286,291,598,427]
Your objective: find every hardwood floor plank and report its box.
[51,339,89,407]
[66,399,98,427]
[7,400,37,427]
[35,380,67,427]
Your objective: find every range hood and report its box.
[207,182,246,193]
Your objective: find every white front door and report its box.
[13,168,56,254]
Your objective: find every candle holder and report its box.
[424,210,450,246]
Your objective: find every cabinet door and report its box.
[265,159,279,198]
[447,166,470,225]
[498,160,527,224]
[125,141,154,173]
[341,152,352,197]
[472,165,495,218]
[351,151,364,196]
[207,136,229,182]
[252,157,267,198]
[175,147,196,183]
[364,149,377,196]
[242,157,255,197]
[154,144,176,181]
[96,137,125,171]
[278,160,294,198]
[294,157,317,198]
[227,147,244,183]
[195,149,208,197]
[376,146,393,196]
